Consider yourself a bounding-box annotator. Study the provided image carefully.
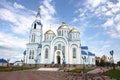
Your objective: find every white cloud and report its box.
[103,18,114,28]
[0,32,27,62]
[86,0,108,8]
[72,18,78,23]
[111,7,120,13]
[116,24,120,31]
[13,2,25,9]
[0,9,17,23]
[114,14,120,22]
[105,11,113,16]
[0,8,34,34]
[0,1,35,34]
[87,0,101,8]
[40,0,56,20]
[79,13,85,17]
[101,6,107,12]
[39,0,59,34]
[0,1,35,62]
[0,32,27,50]
[107,29,120,39]
[73,0,120,63]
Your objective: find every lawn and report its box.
[104,69,120,80]
[0,66,34,72]
[69,68,93,73]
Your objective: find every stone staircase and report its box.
[37,68,59,71]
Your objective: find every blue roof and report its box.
[34,20,42,26]
[88,52,95,56]
[23,50,26,55]
[81,46,88,49]
[37,22,42,25]
[81,51,87,55]
[0,59,7,63]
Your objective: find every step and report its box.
[37,68,59,71]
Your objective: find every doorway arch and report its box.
[57,51,61,64]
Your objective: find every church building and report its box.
[24,7,95,67]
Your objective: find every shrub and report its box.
[5,67,10,71]
[75,68,81,73]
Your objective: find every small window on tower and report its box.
[34,23,36,29]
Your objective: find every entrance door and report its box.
[57,56,60,64]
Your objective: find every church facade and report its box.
[24,8,95,67]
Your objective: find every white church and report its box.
[24,8,95,67]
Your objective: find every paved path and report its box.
[0,68,115,80]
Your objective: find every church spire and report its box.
[36,7,41,20]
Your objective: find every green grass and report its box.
[69,68,93,73]
[0,66,34,72]
[104,69,120,80]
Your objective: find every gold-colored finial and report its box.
[62,22,66,25]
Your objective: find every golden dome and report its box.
[70,28,80,33]
[45,29,55,34]
[58,22,69,30]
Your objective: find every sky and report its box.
[0,0,120,63]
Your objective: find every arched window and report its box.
[29,50,32,59]
[62,46,65,58]
[58,44,61,50]
[62,30,63,36]
[73,33,74,38]
[32,50,34,59]
[31,34,35,42]
[29,50,34,59]
[34,23,36,29]
[54,46,57,51]
[45,49,48,59]
[73,48,76,58]
[58,31,61,36]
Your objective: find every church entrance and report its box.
[57,51,61,64]
[57,56,60,64]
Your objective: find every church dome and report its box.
[45,29,55,34]
[69,28,79,33]
[58,22,69,30]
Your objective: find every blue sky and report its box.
[0,0,120,63]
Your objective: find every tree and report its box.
[117,61,120,66]
[96,60,100,66]
[99,59,105,67]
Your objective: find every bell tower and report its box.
[25,7,43,64]
[29,7,43,44]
